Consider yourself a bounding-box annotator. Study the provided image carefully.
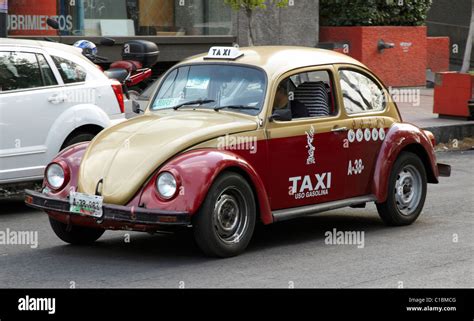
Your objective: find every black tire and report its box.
[49,217,105,245]
[376,152,427,226]
[193,172,256,258]
[61,133,95,150]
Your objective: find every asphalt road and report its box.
[0,151,472,288]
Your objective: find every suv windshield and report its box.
[150,64,266,115]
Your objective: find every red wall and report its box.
[433,72,473,117]
[427,37,450,72]
[320,26,428,87]
[8,0,57,36]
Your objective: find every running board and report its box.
[272,195,377,222]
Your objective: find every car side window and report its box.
[338,69,386,114]
[51,55,87,84]
[36,54,58,87]
[0,51,43,92]
[272,70,336,121]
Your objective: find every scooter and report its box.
[103,40,159,100]
[46,18,159,99]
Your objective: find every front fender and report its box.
[138,149,273,225]
[44,142,90,199]
[372,123,439,203]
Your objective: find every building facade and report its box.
[2,0,320,64]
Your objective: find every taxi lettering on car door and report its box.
[266,67,351,210]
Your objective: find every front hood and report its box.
[77,111,258,204]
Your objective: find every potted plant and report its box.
[319,0,433,87]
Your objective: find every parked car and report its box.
[25,46,450,257]
[0,38,125,189]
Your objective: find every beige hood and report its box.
[77,111,258,204]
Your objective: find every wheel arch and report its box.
[138,149,274,225]
[372,123,439,203]
[218,165,266,225]
[399,144,437,184]
[60,124,104,150]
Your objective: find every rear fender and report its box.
[372,123,439,203]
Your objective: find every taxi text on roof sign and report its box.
[204,47,244,60]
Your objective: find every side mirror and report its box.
[132,100,143,114]
[269,108,292,122]
[46,18,59,30]
[100,37,115,46]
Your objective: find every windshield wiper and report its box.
[172,99,215,110]
[214,105,260,111]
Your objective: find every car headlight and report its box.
[46,163,65,190]
[156,171,177,199]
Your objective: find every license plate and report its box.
[69,192,103,218]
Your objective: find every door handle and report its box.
[48,94,66,104]
[331,126,348,132]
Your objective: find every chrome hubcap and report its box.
[394,165,422,215]
[213,187,248,244]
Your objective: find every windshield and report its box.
[150,64,266,115]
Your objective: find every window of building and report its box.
[7,0,232,37]
[338,69,386,114]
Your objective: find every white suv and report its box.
[0,39,125,188]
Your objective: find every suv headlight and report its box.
[156,171,177,199]
[46,163,66,190]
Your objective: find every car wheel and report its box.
[376,152,427,226]
[193,172,256,258]
[49,217,105,245]
[61,133,95,150]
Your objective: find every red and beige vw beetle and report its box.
[25,46,450,257]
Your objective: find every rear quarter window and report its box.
[51,55,87,84]
[338,69,386,114]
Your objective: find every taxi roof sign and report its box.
[204,46,244,60]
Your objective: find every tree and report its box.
[460,0,473,73]
[224,0,288,46]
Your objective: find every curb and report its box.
[423,123,474,144]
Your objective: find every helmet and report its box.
[73,40,98,56]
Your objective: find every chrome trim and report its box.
[272,195,377,222]
[331,126,348,132]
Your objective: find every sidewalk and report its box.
[395,88,474,143]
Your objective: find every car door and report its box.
[0,48,64,183]
[335,65,390,198]
[265,66,352,210]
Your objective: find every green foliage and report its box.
[224,0,289,11]
[320,0,432,26]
